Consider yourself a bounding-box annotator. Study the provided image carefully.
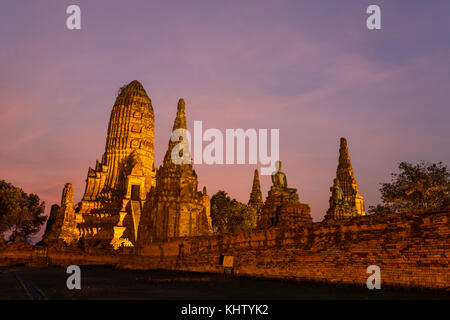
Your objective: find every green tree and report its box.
[210,190,256,234]
[0,180,46,242]
[369,161,450,214]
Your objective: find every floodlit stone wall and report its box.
[1,209,449,290]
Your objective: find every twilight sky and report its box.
[1,1,450,233]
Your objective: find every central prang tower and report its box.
[77,80,156,247]
[103,80,155,193]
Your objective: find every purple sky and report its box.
[1,1,450,234]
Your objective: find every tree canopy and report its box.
[0,180,46,242]
[369,161,450,214]
[210,190,256,234]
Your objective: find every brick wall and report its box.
[133,209,450,289]
[1,209,449,289]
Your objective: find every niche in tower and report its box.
[131,185,140,201]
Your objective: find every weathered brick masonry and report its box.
[1,209,449,289]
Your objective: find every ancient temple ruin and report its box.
[47,80,211,249]
[44,82,368,248]
[258,161,312,228]
[325,137,366,219]
[137,99,212,246]
[72,80,157,248]
[248,169,263,226]
[41,183,78,245]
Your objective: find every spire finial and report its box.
[178,98,185,113]
[172,98,187,130]
[338,137,351,171]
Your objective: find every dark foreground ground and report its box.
[0,266,448,300]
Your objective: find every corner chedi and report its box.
[258,161,312,228]
[137,99,213,246]
[248,169,263,226]
[41,183,78,245]
[325,137,366,220]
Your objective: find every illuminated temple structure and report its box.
[325,138,366,220]
[43,82,366,249]
[43,81,212,248]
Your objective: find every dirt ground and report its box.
[0,266,448,300]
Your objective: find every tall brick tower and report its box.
[76,80,156,247]
[103,80,155,193]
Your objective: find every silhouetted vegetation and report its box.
[369,161,450,214]
[0,180,46,242]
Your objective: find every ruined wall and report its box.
[1,209,449,290]
[132,210,450,289]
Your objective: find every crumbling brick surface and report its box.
[1,209,449,289]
